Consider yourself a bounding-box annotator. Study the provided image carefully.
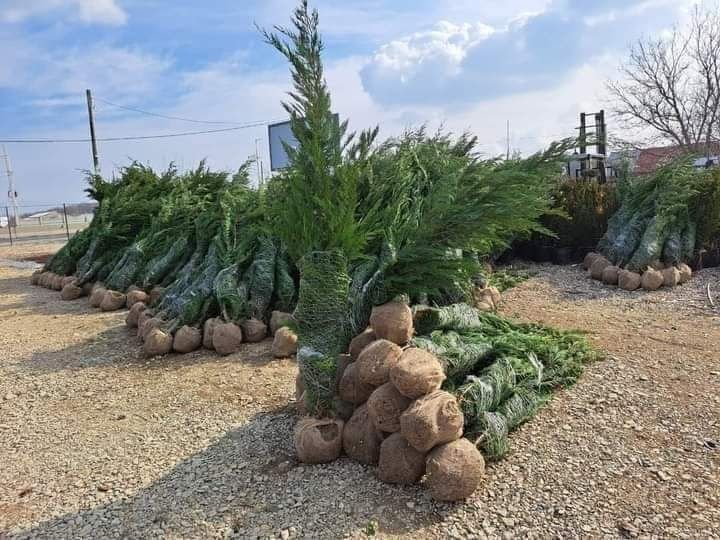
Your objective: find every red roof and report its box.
[634,142,720,175]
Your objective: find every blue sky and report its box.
[0,0,699,205]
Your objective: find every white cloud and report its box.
[2,44,172,106]
[371,21,495,80]
[0,0,127,25]
[361,0,697,106]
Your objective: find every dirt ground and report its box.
[0,242,718,539]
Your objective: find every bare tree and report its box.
[608,6,720,152]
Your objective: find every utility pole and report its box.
[86,89,100,175]
[1,145,19,228]
[255,138,265,188]
[506,120,511,161]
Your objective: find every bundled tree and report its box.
[264,1,574,415]
[597,159,720,273]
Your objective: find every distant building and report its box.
[629,143,720,175]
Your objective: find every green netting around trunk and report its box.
[294,250,352,416]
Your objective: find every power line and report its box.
[96,97,262,126]
[0,122,276,144]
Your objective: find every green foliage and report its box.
[598,158,720,268]
[487,268,534,292]
[542,178,619,250]
[356,131,570,301]
[261,0,369,261]
[694,168,720,252]
[413,303,595,459]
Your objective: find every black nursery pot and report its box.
[534,245,553,262]
[696,248,720,270]
[552,247,575,265]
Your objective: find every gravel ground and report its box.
[1,254,719,539]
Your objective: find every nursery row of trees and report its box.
[40,0,719,465]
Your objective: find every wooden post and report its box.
[5,206,12,246]
[63,203,71,241]
[86,89,100,175]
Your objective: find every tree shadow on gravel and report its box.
[18,324,279,375]
[7,409,439,539]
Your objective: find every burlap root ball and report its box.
[241,318,267,343]
[589,257,611,280]
[202,317,221,349]
[343,404,385,465]
[81,282,94,297]
[149,286,165,306]
[367,382,412,433]
[618,270,641,291]
[272,327,298,357]
[369,302,414,345]
[583,252,601,270]
[212,322,243,355]
[61,276,76,289]
[425,438,485,501]
[649,260,666,271]
[474,286,501,310]
[335,354,352,391]
[338,362,376,405]
[125,301,147,328]
[143,327,173,357]
[662,266,681,287]
[294,417,344,464]
[91,282,106,293]
[377,433,426,485]
[126,289,149,308]
[677,263,692,284]
[173,325,202,353]
[37,272,50,287]
[89,286,107,307]
[139,317,163,342]
[100,290,127,312]
[51,275,64,291]
[400,391,464,452]
[356,339,403,386]
[269,310,295,335]
[348,328,377,361]
[333,397,355,422]
[641,268,664,291]
[61,283,83,301]
[30,270,42,286]
[601,265,620,286]
[390,348,445,399]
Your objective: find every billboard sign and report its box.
[267,114,339,171]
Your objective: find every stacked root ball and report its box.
[583,252,692,292]
[32,267,300,360]
[294,301,485,502]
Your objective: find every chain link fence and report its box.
[0,203,95,246]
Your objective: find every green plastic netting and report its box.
[245,236,277,320]
[412,330,492,382]
[273,246,297,313]
[141,236,189,288]
[214,263,249,323]
[626,216,667,272]
[294,250,352,416]
[413,303,483,335]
